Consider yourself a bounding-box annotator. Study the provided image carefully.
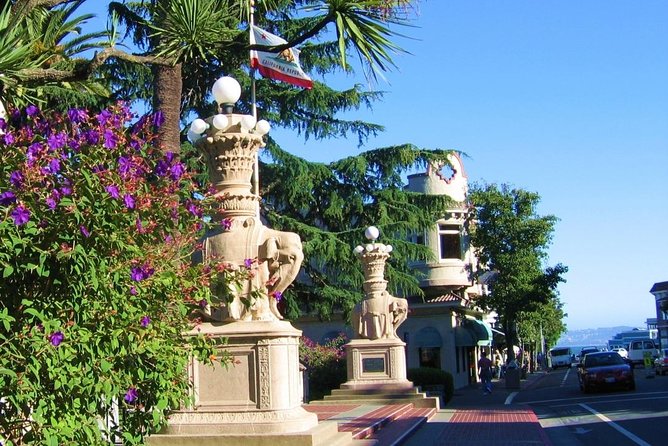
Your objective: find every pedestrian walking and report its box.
[478,351,493,394]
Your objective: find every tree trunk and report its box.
[153,63,183,153]
[504,316,518,363]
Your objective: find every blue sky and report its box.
[82,1,668,331]
[273,0,668,331]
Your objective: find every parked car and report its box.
[627,339,659,365]
[655,348,668,376]
[612,347,628,359]
[549,347,573,369]
[577,351,635,393]
[578,346,600,363]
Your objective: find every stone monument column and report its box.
[343,226,412,391]
[148,77,317,445]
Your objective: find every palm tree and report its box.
[0,0,108,109]
[108,0,415,151]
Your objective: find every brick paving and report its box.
[303,403,360,421]
[436,408,551,445]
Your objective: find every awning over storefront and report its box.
[415,326,443,348]
[454,326,477,346]
[463,317,493,347]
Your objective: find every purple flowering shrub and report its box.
[299,334,348,400]
[0,105,235,445]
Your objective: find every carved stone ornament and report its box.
[195,115,303,322]
[351,239,408,340]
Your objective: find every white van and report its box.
[549,347,573,369]
[627,339,659,365]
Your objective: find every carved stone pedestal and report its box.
[341,338,413,391]
[148,321,318,445]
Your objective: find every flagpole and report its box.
[250,0,260,217]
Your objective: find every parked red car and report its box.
[577,351,635,393]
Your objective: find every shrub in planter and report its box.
[299,334,347,400]
[407,367,455,404]
[0,104,241,445]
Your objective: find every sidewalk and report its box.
[400,371,552,446]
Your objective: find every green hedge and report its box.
[408,367,455,404]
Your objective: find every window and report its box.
[409,232,425,245]
[419,347,440,369]
[438,223,462,260]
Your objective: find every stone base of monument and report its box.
[341,338,412,391]
[148,320,322,445]
[308,338,439,409]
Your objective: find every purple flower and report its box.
[135,217,144,233]
[11,205,30,226]
[124,194,135,209]
[0,118,6,131]
[83,129,100,145]
[152,111,165,128]
[47,158,61,174]
[45,196,57,210]
[131,267,144,282]
[154,159,169,177]
[124,387,138,404]
[185,201,201,217]
[244,258,253,269]
[103,129,118,149]
[118,156,132,177]
[47,132,66,151]
[221,218,232,231]
[25,105,39,117]
[199,299,208,308]
[80,225,91,238]
[105,185,120,199]
[130,264,154,282]
[26,143,42,164]
[140,316,151,328]
[97,109,112,126]
[3,133,15,145]
[169,163,185,181]
[49,331,64,347]
[130,286,138,295]
[130,139,142,151]
[9,171,24,188]
[270,291,283,302]
[0,190,16,206]
[67,108,88,123]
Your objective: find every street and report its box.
[517,366,668,446]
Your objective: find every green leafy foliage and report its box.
[0,104,240,445]
[299,334,348,400]
[468,183,568,360]
[260,142,456,320]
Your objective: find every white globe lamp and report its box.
[364,226,380,241]
[190,118,209,135]
[212,76,241,113]
[212,114,229,130]
[255,119,271,136]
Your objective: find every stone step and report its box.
[329,388,423,396]
[367,406,437,446]
[314,394,437,409]
[338,404,414,440]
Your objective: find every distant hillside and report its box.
[556,326,637,347]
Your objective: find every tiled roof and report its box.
[650,281,668,293]
[426,293,463,303]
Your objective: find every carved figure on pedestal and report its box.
[352,291,408,340]
[192,106,304,323]
[351,226,409,341]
